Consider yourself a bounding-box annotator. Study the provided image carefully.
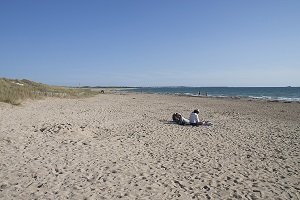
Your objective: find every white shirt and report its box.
[189,112,200,124]
[181,116,190,124]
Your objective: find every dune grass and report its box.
[0,78,99,105]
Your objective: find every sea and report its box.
[124,87,300,102]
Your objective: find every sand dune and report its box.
[0,93,299,199]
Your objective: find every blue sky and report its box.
[0,0,299,87]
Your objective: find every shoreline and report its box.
[121,90,300,104]
[120,86,300,103]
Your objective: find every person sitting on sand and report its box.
[189,109,201,126]
[172,113,190,125]
[189,109,212,126]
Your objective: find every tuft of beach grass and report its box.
[0,78,99,105]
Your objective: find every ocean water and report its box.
[125,87,300,102]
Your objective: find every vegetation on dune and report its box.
[0,78,99,105]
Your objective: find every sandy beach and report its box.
[0,92,299,199]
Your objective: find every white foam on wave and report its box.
[127,88,300,102]
[239,95,300,102]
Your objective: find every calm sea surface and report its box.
[125,87,300,102]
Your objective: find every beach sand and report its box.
[0,92,299,199]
